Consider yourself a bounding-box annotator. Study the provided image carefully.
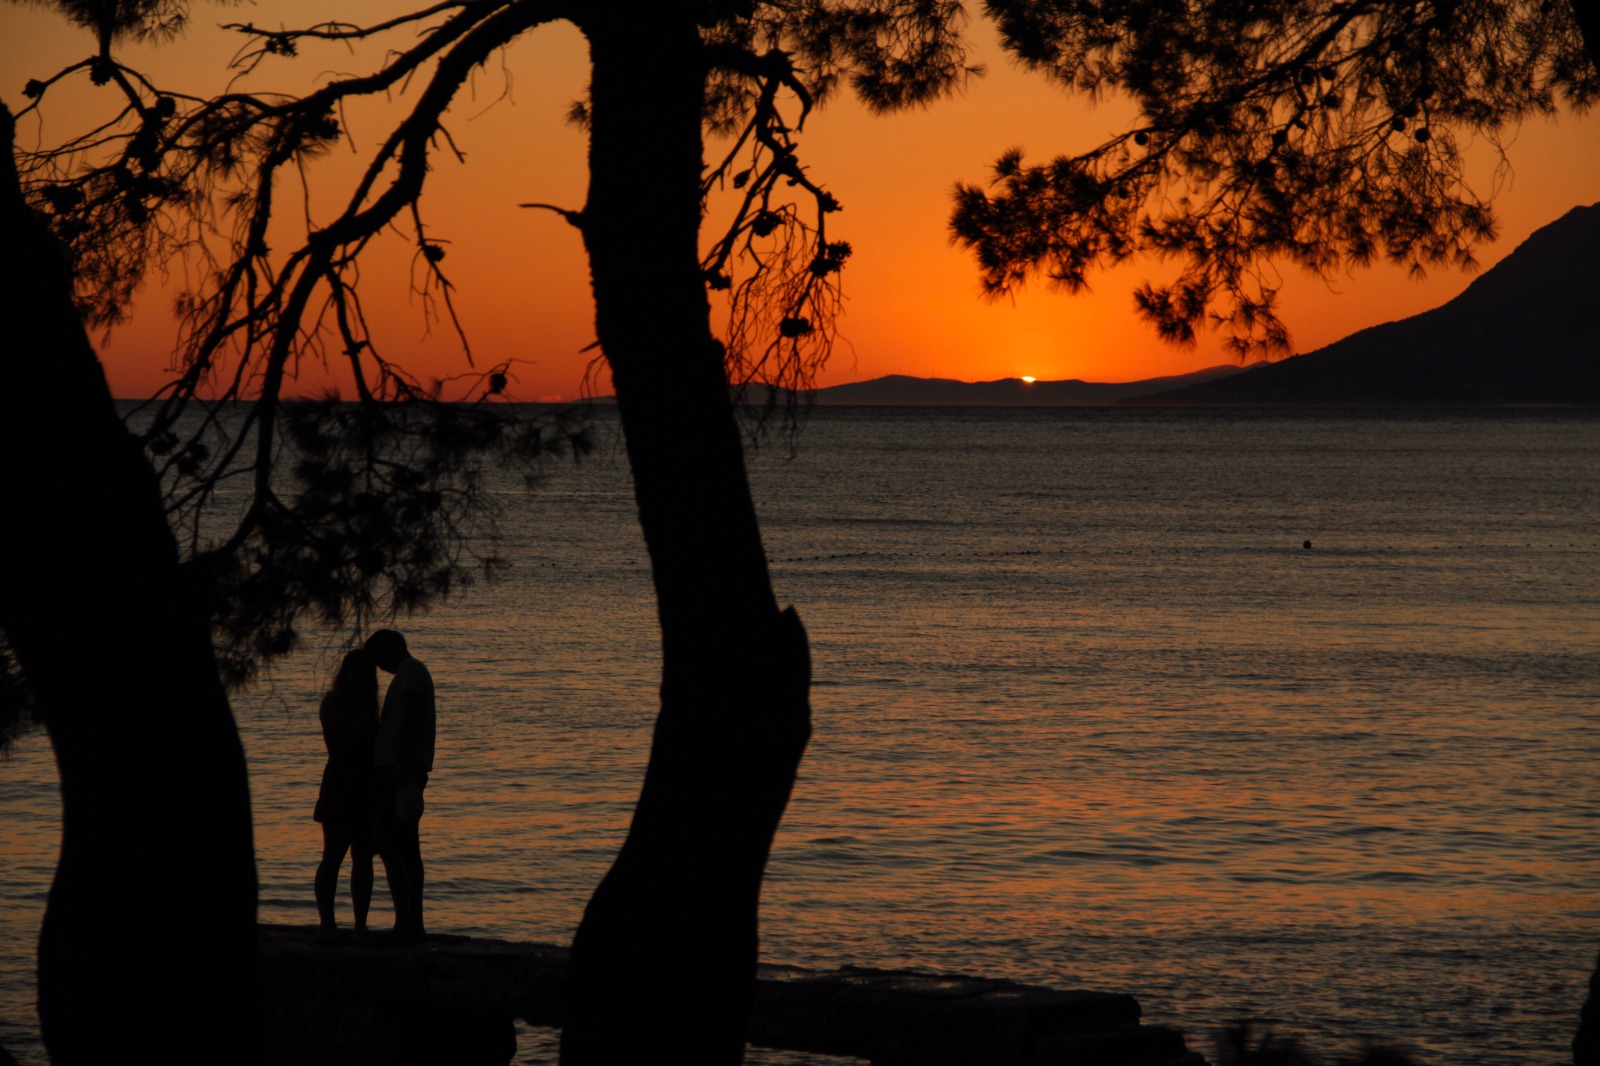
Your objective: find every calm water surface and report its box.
[2,407,1598,1064]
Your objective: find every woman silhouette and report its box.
[313,648,380,940]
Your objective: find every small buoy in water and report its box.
[1302,540,1313,550]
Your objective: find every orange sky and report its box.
[3,3,1598,401]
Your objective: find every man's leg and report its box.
[374,789,415,940]
[379,850,413,939]
[402,817,425,937]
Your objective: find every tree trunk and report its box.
[0,103,259,1064]
[1578,948,1600,1065]
[559,10,812,1065]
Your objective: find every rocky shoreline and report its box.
[259,924,1204,1064]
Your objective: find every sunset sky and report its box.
[3,2,1598,401]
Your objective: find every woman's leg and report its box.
[314,824,352,932]
[351,842,375,935]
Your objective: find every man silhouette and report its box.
[364,628,435,943]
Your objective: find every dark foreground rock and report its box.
[260,925,1204,1065]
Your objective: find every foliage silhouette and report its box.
[954,0,1598,356]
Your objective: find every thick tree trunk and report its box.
[0,104,259,1063]
[559,10,812,1065]
[1578,948,1600,1065]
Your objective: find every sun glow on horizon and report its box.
[3,5,1596,402]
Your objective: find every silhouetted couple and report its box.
[314,629,436,945]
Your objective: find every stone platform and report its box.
[259,925,1205,1065]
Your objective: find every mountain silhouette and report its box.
[804,364,1245,405]
[1139,202,1600,405]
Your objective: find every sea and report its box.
[2,405,1598,1065]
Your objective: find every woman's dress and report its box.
[314,690,378,832]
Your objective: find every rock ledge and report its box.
[260,924,1204,1065]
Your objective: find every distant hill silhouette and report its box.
[1139,202,1600,405]
[801,364,1246,405]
